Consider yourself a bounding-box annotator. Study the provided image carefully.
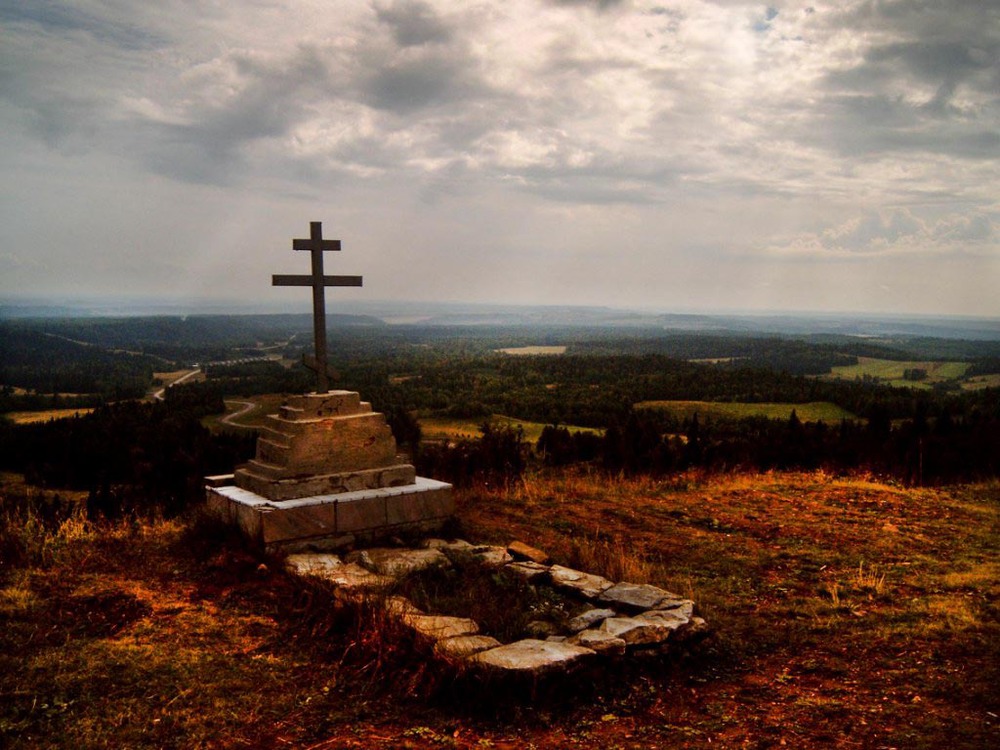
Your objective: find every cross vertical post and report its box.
[272,221,363,393]
[307,222,329,392]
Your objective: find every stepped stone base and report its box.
[206,475,454,551]
[235,463,417,502]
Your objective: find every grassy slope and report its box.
[2,471,998,749]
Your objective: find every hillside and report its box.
[2,470,997,748]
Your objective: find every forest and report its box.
[1,313,999,516]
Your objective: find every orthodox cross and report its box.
[272,221,362,393]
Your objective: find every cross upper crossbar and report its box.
[272,221,362,393]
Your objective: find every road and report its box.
[220,400,258,429]
[152,368,201,401]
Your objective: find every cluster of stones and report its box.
[285,538,709,676]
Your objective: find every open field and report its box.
[5,408,96,424]
[826,357,970,389]
[1,470,996,748]
[420,414,601,442]
[495,345,567,355]
[636,400,856,423]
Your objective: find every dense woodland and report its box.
[1,315,999,516]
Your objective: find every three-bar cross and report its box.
[272,221,362,393]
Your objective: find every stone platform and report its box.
[206,476,454,551]
[206,389,453,551]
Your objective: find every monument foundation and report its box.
[206,391,453,551]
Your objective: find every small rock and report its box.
[443,544,513,567]
[567,608,617,633]
[545,635,567,643]
[504,561,550,582]
[548,565,615,599]
[508,540,551,564]
[434,634,502,659]
[568,629,627,656]
[284,553,344,577]
[471,639,595,674]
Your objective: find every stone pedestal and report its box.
[206,390,453,551]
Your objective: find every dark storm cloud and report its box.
[374,0,452,47]
[801,0,1000,160]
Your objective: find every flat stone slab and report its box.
[548,565,615,599]
[598,582,681,611]
[600,614,688,646]
[471,639,595,674]
[353,547,451,576]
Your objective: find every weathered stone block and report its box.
[336,495,387,533]
[385,486,454,526]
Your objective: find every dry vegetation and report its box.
[2,470,998,748]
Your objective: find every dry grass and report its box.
[2,470,998,748]
[5,408,96,425]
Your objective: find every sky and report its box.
[1,0,998,317]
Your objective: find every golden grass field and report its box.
[420,414,602,442]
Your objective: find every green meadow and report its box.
[635,400,856,423]
[826,357,970,388]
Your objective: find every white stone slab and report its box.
[471,639,595,673]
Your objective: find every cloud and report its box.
[0,0,997,315]
[374,0,453,47]
[766,208,999,258]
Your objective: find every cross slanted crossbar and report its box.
[272,221,362,393]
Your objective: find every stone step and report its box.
[279,405,305,420]
[258,425,294,445]
[256,438,292,466]
[237,459,292,481]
